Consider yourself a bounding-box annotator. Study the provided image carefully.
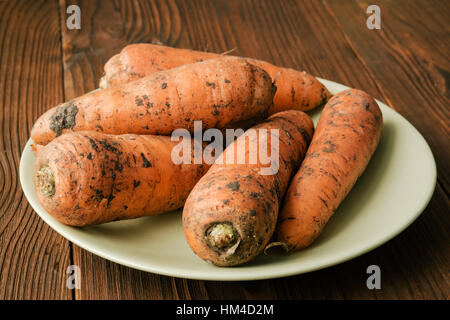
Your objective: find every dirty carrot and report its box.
[182,110,314,266]
[34,131,210,226]
[31,57,274,145]
[99,43,331,114]
[277,89,383,251]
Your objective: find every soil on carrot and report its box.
[49,101,78,136]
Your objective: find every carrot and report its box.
[34,131,210,226]
[276,89,383,251]
[31,57,274,146]
[182,110,314,266]
[99,43,331,114]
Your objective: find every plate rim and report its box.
[19,78,437,281]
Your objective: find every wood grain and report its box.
[0,0,448,300]
[325,0,450,192]
[53,0,449,300]
[0,0,72,299]
[57,0,188,300]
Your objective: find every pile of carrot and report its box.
[29,44,382,267]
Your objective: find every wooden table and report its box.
[0,0,448,300]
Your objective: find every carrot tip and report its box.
[264,241,289,255]
[99,75,108,89]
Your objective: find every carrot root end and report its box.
[206,222,240,252]
[36,166,55,197]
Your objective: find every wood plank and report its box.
[324,0,450,192]
[0,0,72,299]
[321,0,450,299]
[185,0,449,300]
[177,0,384,92]
[58,0,189,300]
[57,0,449,299]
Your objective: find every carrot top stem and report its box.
[221,47,237,55]
[36,166,55,197]
[206,223,238,249]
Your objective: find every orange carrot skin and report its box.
[31,57,274,146]
[182,110,314,266]
[101,43,331,114]
[277,89,383,251]
[34,131,210,226]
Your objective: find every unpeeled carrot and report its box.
[100,43,331,114]
[183,110,314,266]
[34,131,210,226]
[31,57,274,145]
[277,89,383,251]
